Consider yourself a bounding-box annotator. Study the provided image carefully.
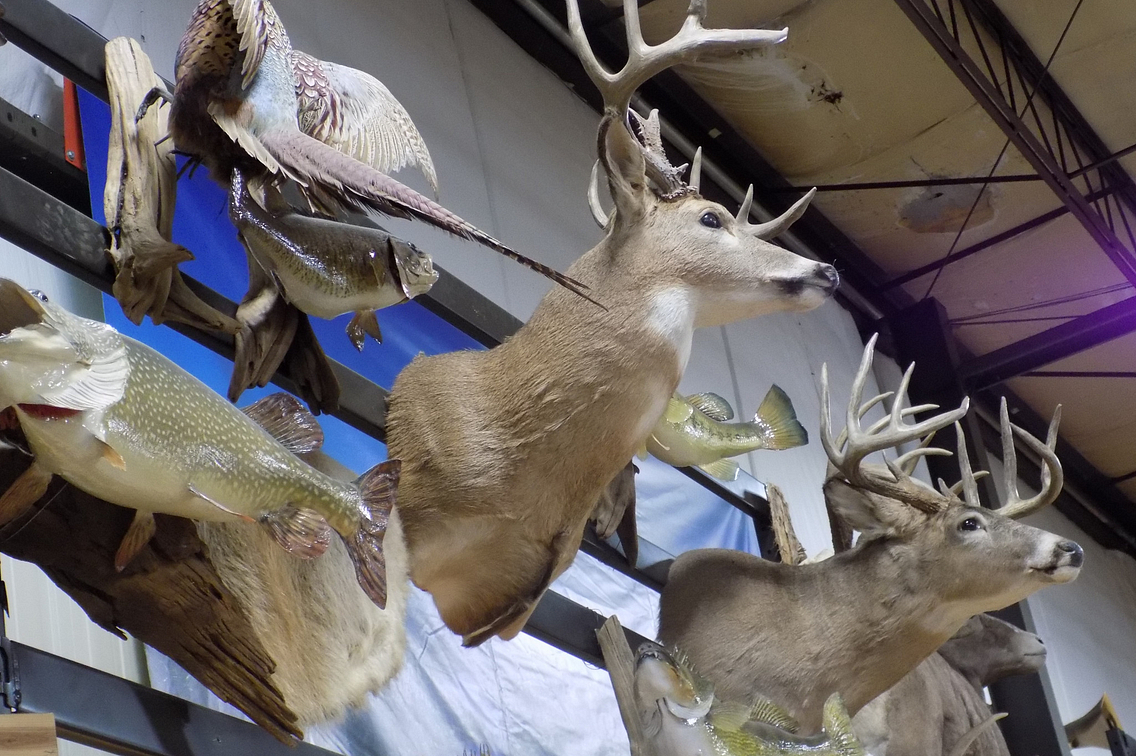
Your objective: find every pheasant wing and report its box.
[293,51,439,196]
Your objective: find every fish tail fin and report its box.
[343,459,401,609]
[946,713,1007,756]
[754,385,808,450]
[822,693,867,756]
[697,458,740,481]
[257,129,596,303]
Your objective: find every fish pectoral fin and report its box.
[187,484,256,523]
[686,391,734,421]
[115,510,156,572]
[635,442,649,461]
[241,392,324,455]
[754,385,809,450]
[698,459,740,481]
[0,462,52,528]
[260,506,333,559]
[344,459,401,609]
[99,440,127,470]
[662,397,693,424]
[346,310,382,351]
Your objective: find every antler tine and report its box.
[689,147,703,193]
[946,470,990,497]
[998,402,1064,519]
[736,185,754,225]
[834,391,895,449]
[587,161,612,228]
[738,188,817,241]
[825,335,976,513]
[566,0,787,117]
[953,421,981,508]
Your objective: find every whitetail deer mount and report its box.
[658,336,1080,734]
[386,0,837,647]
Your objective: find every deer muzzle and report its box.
[1030,538,1083,582]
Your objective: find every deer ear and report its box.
[601,118,649,225]
[823,478,907,539]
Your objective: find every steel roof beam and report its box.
[960,295,1136,391]
[893,0,1136,287]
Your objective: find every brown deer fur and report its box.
[387,119,837,644]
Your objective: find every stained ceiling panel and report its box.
[633,0,1136,506]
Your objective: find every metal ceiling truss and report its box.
[462,0,1136,552]
[895,0,1136,373]
[894,0,1136,285]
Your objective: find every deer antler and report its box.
[588,161,611,228]
[736,185,817,241]
[821,334,970,513]
[995,398,1063,519]
[565,0,787,120]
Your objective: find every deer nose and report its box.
[1056,540,1083,567]
[816,264,839,293]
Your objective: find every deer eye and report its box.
[699,211,722,229]
[958,516,983,532]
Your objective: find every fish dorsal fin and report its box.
[663,395,694,424]
[754,385,809,451]
[687,392,734,421]
[748,696,801,733]
[242,392,324,454]
[821,693,866,756]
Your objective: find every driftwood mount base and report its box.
[0,445,303,743]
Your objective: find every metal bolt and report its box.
[66,150,75,159]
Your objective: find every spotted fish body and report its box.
[645,386,808,481]
[634,643,865,756]
[16,339,360,532]
[0,279,396,607]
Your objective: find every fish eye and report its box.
[958,516,983,532]
[29,290,48,302]
[699,211,722,229]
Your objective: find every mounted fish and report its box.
[644,386,807,481]
[0,278,397,608]
[138,0,587,295]
[226,167,438,407]
[634,642,865,756]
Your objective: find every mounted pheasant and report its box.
[386,0,838,646]
[133,0,593,409]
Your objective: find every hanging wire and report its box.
[950,281,1131,324]
[920,0,1088,301]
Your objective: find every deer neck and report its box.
[805,539,975,716]
[490,237,696,465]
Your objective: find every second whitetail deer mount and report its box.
[658,336,1081,734]
[386,0,838,646]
